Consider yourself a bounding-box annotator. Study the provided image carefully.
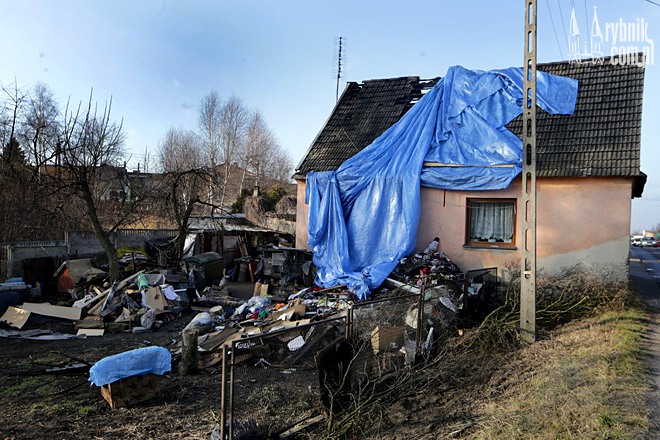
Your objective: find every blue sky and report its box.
[1,0,658,231]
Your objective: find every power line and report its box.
[644,0,660,7]
[582,0,591,48]
[556,0,569,46]
[545,0,565,59]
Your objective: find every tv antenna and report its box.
[334,36,345,102]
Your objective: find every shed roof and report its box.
[294,56,645,182]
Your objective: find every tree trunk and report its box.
[80,182,120,281]
[180,328,199,375]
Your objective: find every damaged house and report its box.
[293,57,646,286]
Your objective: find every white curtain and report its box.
[469,202,514,243]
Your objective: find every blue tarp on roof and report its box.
[306,65,578,299]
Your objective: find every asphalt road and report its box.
[630,245,660,309]
[629,245,660,437]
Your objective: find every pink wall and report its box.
[295,179,310,249]
[416,176,633,277]
[296,176,634,278]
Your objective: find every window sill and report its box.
[463,244,518,251]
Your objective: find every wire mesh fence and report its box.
[462,267,499,319]
[349,293,423,372]
[225,316,347,439]
[220,293,430,439]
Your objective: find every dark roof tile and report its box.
[294,56,644,179]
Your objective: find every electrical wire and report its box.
[545,0,566,59]
[644,0,660,7]
[556,0,570,45]
[583,0,591,42]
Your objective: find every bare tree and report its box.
[241,110,274,189]
[198,90,222,168]
[21,82,60,176]
[0,82,26,167]
[158,127,217,260]
[218,95,248,208]
[51,92,133,281]
[268,147,294,182]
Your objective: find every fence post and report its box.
[229,340,236,440]
[220,344,228,440]
[416,281,425,357]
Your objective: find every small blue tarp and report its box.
[89,346,172,386]
[306,65,578,299]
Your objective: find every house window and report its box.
[466,199,516,247]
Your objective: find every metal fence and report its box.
[349,293,423,372]
[462,267,498,319]
[219,292,428,439]
[217,270,502,438]
[223,316,348,439]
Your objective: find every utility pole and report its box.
[521,0,537,343]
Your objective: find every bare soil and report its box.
[0,313,224,440]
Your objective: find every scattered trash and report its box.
[287,335,305,351]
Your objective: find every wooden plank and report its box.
[423,161,515,168]
[279,414,326,438]
[99,270,144,314]
[199,326,239,351]
[0,306,31,329]
[20,302,82,321]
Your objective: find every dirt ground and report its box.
[0,314,224,440]
[0,282,261,440]
[2,269,656,440]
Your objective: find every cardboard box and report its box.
[370,326,405,354]
[100,374,162,409]
[271,304,306,321]
[253,282,270,296]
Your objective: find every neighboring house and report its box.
[293,57,646,280]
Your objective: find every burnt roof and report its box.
[294,56,645,181]
[293,76,440,177]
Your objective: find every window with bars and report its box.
[466,198,516,247]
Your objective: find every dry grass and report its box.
[472,308,651,439]
[324,268,653,440]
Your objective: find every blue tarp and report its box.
[89,346,172,386]
[306,66,578,299]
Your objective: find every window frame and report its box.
[465,198,517,248]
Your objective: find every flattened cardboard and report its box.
[0,306,31,329]
[77,328,105,337]
[370,326,405,354]
[271,304,306,321]
[144,286,168,311]
[20,302,82,321]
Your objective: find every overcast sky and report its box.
[1,0,658,231]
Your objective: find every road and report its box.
[629,245,660,437]
[630,246,660,308]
